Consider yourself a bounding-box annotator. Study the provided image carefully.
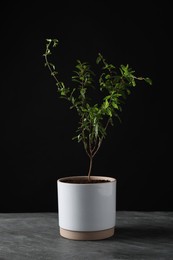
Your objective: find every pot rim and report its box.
[58,176,116,184]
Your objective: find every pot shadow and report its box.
[109,225,173,241]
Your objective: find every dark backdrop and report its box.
[1,1,172,212]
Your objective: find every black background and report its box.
[1,1,172,212]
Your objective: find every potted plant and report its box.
[43,38,152,240]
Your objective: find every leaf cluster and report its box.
[43,39,152,159]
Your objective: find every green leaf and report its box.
[105,74,111,79]
[106,108,112,117]
[53,39,59,47]
[49,63,55,70]
[131,78,136,87]
[112,102,119,109]
[77,134,82,142]
[96,55,102,64]
[46,39,52,42]
[51,71,58,76]
[144,77,152,85]
[94,123,98,138]
[103,99,109,109]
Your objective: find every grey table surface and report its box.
[0,211,173,260]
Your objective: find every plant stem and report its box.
[88,156,93,182]
[87,118,111,180]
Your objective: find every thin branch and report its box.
[92,118,111,158]
[83,142,90,157]
[92,138,102,158]
[44,42,60,86]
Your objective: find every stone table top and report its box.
[0,211,173,260]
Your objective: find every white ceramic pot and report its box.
[57,176,116,240]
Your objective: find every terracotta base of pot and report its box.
[60,227,115,240]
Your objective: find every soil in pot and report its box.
[60,178,110,184]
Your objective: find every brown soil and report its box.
[60,179,110,184]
